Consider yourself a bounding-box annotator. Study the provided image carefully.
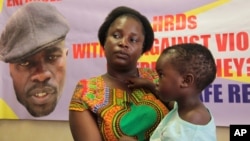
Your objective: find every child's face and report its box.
[156,55,183,102]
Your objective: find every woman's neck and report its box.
[106,68,139,81]
[103,68,139,92]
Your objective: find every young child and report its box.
[150,43,217,141]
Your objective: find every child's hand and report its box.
[126,77,157,95]
[126,77,151,89]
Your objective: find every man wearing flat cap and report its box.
[0,2,70,117]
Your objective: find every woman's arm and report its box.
[69,110,103,141]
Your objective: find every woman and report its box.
[69,6,169,141]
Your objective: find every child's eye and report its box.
[157,72,163,78]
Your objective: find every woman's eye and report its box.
[113,34,120,39]
[113,33,120,39]
[130,38,138,43]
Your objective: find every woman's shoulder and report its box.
[78,75,103,82]
[76,75,104,90]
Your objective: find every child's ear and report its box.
[180,74,194,88]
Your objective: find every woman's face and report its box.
[104,16,145,70]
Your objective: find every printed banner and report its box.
[0,0,249,126]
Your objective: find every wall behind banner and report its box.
[0,120,229,141]
[0,0,249,126]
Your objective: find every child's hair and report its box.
[161,43,217,91]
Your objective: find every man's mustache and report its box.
[26,84,57,97]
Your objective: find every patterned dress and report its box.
[69,68,169,141]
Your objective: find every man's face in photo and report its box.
[9,41,68,117]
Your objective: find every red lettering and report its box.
[152,16,163,32]
[187,15,197,29]
[137,62,156,69]
[189,35,199,43]
[161,38,170,49]
[216,58,249,77]
[224,59,233,77]
[216,59,222,77]
[144,35,210,56]
[7,0,22,6]
[233,58,244,76]
[7,0,61,6]
[138,62,150,68]
[171,37,177,46]
[25,0,32,3]
[216,32,249,52]
[229,33,235,51]
[153,34,211,50]
[236,32,249,51]
[99,45,105,57]
[91,42,99,58]
[73,44,89,59]
[247,58,250,76]
[200,35,211,47]
[152,14,197,32]
[215,33,228,52]
[176,14,186,30]
[72,42,103,59]
[149,39,160,55]
[164,15,174,31]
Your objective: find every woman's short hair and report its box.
[98,6,154,53]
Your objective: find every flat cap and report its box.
[0,2,70,63]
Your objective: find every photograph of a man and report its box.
[0,2,70,117]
